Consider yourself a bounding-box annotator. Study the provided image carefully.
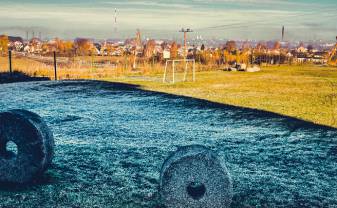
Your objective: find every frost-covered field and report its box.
[0,80,336,208]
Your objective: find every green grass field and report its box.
[103,65,337,128]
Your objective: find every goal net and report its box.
[163,59,196,83]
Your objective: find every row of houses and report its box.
[4,35,332,65]
[7,37,176,58]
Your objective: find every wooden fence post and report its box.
[8,50,12,74]
[53,51,57,81]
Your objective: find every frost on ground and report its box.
[0,80,336,208]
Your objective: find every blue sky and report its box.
[0,0,336,41]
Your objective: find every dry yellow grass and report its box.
[103,65,337,128]
[1,56,336,128]
[0,56,166,79]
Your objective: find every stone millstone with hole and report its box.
[0,109,54,184]
[160,145,233,208]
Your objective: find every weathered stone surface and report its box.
[0,109,54,184]
[160,145,233,208]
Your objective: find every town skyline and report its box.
[0,0,336,41]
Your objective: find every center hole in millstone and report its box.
[186,182,206,200]
[6,141,18,158]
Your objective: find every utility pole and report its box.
[179,28,193,59]
[279,26,284,66]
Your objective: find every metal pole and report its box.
[183,61,188,82]
[193,60,196,82]
[8,50,12,74]
[53,51,57,81]
[184,32,187,59]
[163,60,168,83]
[250,48,253,66]
[172,61,175,84]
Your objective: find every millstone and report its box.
[160,145,233,208]
[0,109,54,184]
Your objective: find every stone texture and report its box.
[0,109,54,184]
[160,145,233,208]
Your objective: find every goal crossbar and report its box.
[163,59,196,84]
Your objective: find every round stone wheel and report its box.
[160,145,233,208]
[0,109,54,184]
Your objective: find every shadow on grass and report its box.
[0,71,50,84]
[0,170,57,192]
[44,79,337,131]
[1,79,336,194]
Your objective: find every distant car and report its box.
[111,51,122,56]
[224,63,247,71]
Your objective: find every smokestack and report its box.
[282,26,285,42]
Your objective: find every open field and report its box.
[103,65,337,128]
[0,80,336,207]
[1,55,336,128]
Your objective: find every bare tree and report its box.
[170,42,178,59]
[0,35,9,56]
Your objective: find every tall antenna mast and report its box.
[114,8,117,24]
[114,8,118,33]
[179,28,193,59]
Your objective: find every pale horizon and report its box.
[0,0,336,41]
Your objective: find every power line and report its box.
[195,8,337,31]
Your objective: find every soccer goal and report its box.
[163,59,196,84]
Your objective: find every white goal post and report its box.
[163,59,196,84]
